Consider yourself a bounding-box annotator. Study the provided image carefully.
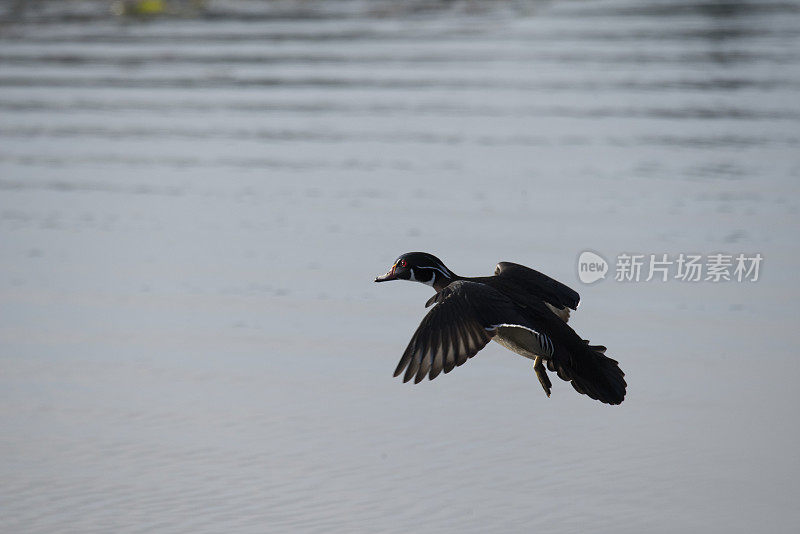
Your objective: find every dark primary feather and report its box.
[494,261,581,311]
[395,281,526,384]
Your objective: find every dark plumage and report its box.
[375,252,626,405]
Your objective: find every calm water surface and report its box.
[1,1,799,532]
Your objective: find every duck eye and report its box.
[400,259,408,268]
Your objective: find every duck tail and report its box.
[548,342,627,405]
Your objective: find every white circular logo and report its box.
[577,251,608,284]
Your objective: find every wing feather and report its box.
[394,346,412,378]
[393,281,523,382]
[403,341,421,383]
[414,348,431,384]
[442,333,456,374]
[494,261,580,311]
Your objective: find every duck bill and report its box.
[374,268,397,282]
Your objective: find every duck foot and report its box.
[534,355,552,397]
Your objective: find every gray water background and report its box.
[1,0,799,532]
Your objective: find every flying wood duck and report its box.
[375,252,626,405]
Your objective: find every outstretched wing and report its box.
[494,262,580,311]
[395,281,529,384]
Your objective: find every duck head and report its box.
[374,252,456,291]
